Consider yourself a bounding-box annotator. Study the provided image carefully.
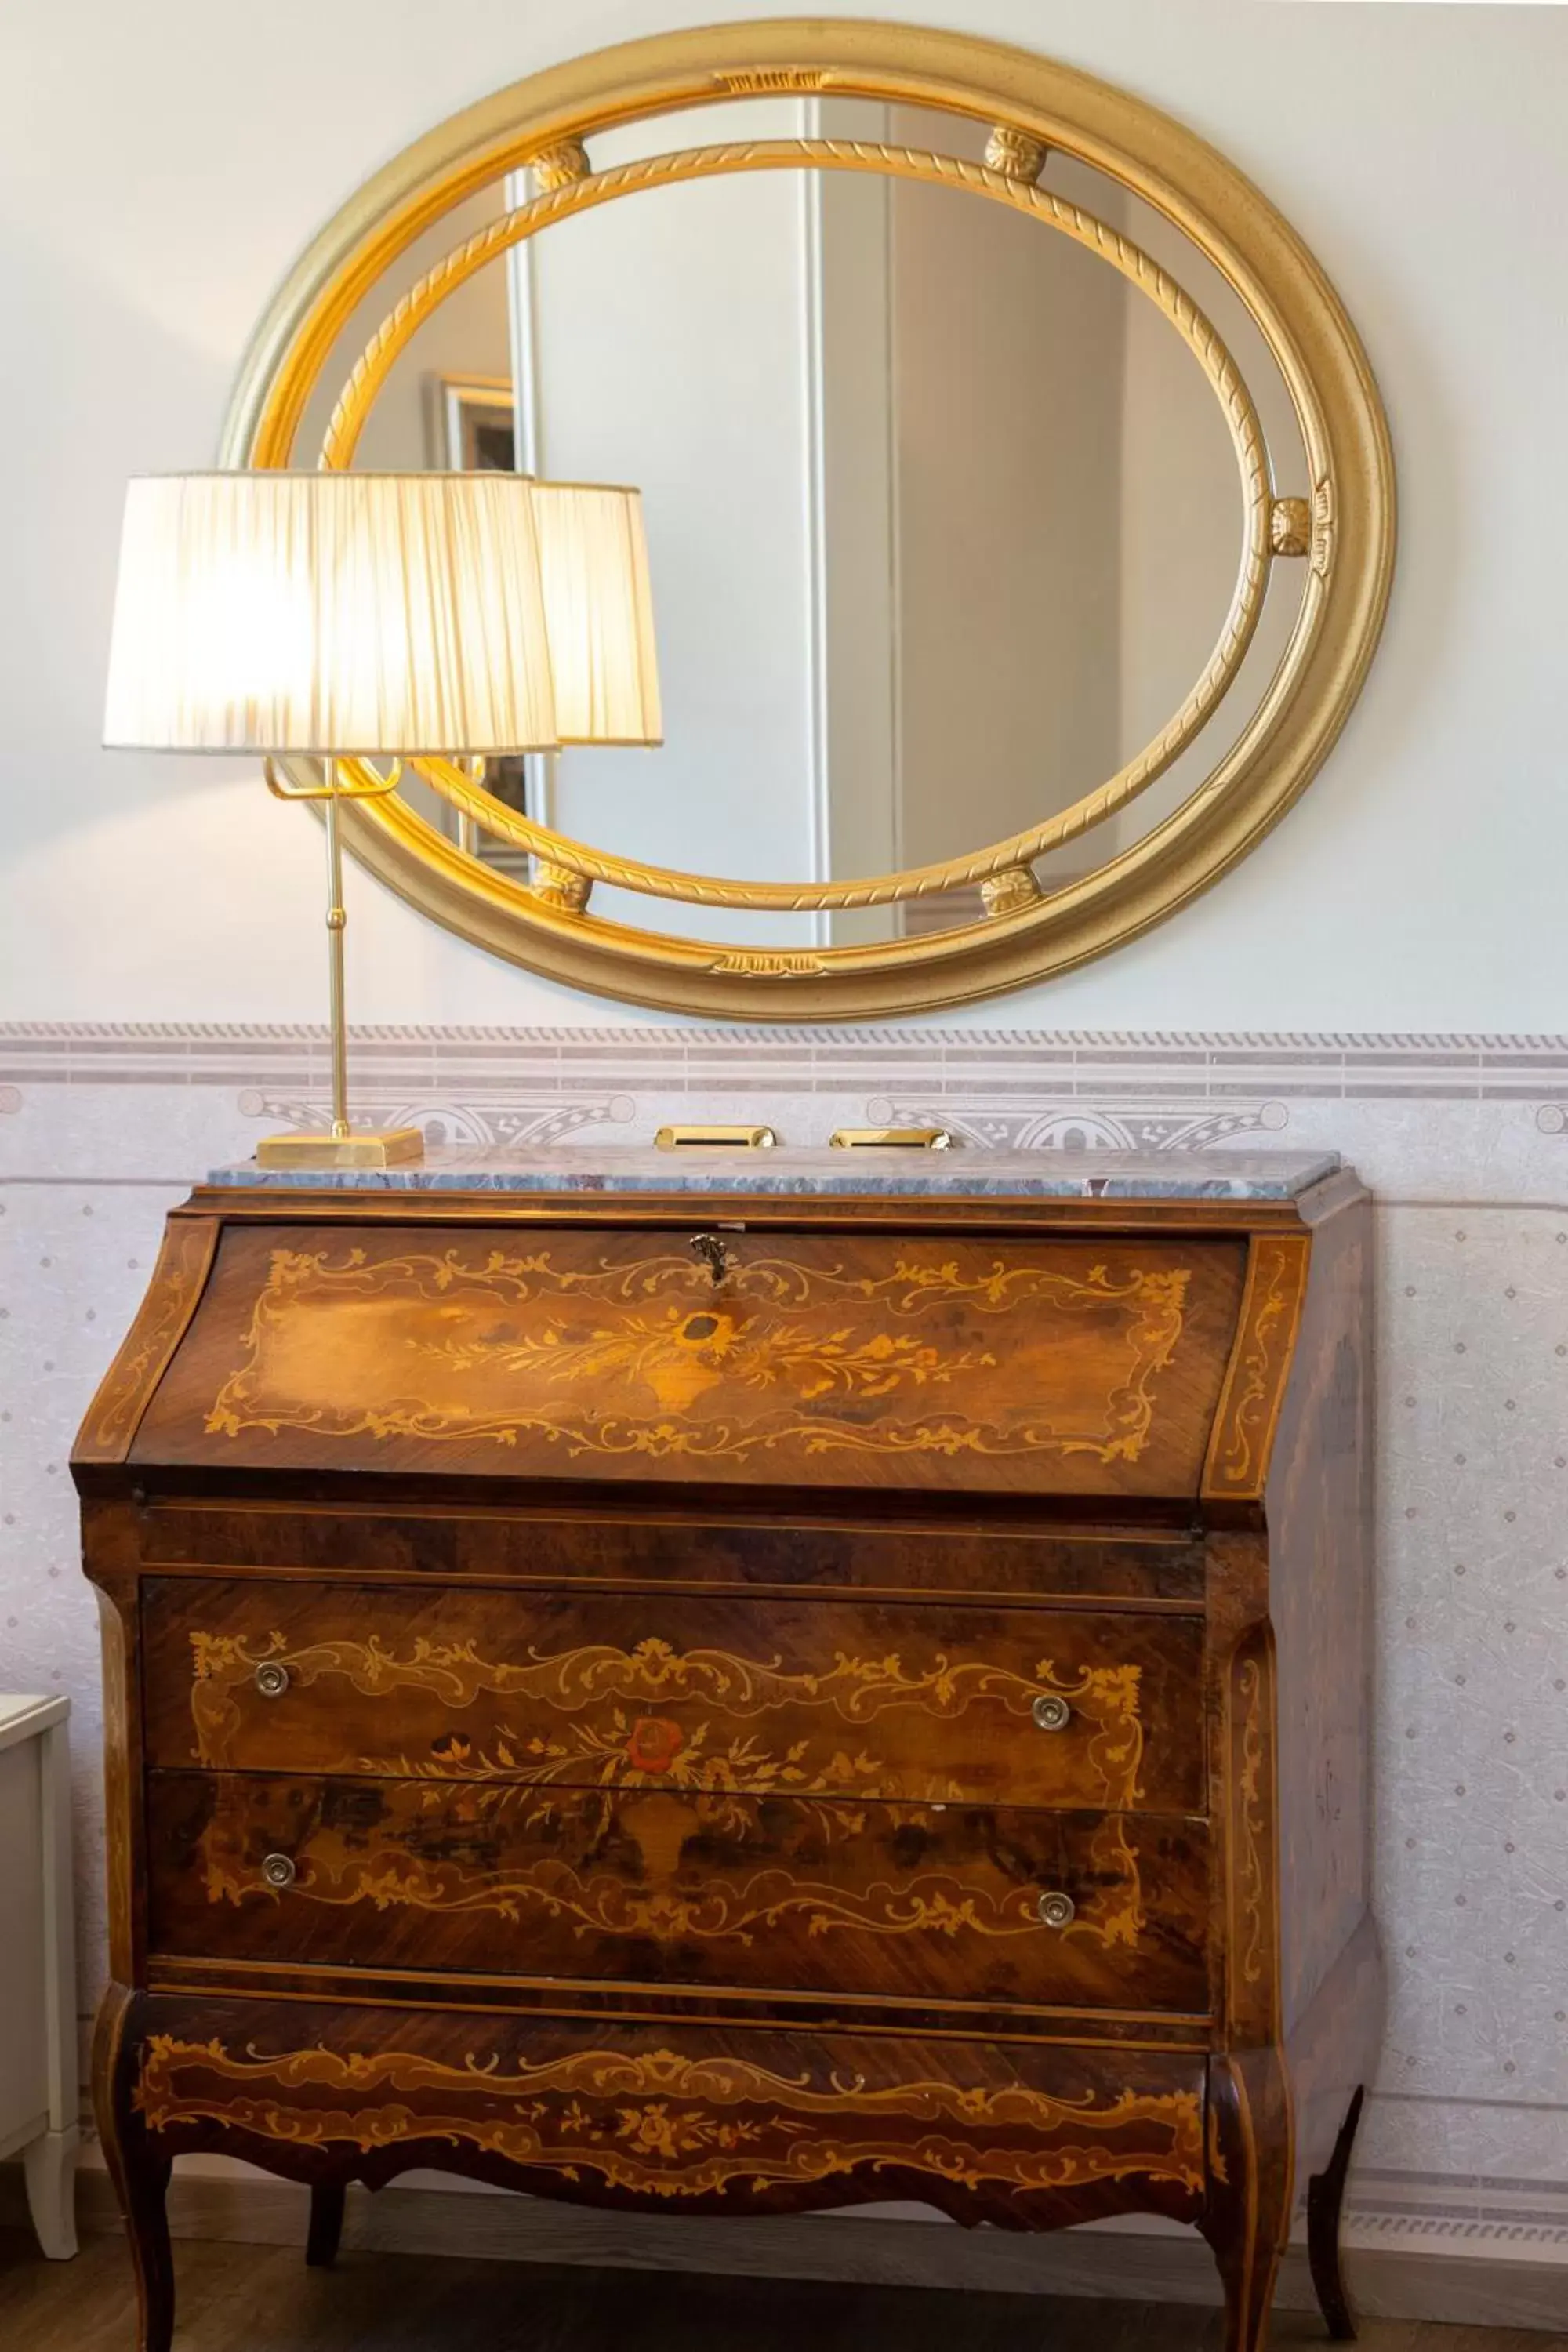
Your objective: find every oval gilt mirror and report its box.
[223,20,1394,1018]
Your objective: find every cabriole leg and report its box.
[1202,2053,1293,2352]
[95,1991,175,2352]
[98,2118,173,2352]
[1307,2084,1366,2340]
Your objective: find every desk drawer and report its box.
[147,1772,1211,2018]
[144,1580,1206,1815]
[121,1991,1209,2224]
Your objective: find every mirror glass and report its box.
[300,97,1309,949]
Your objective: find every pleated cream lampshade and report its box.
[530,482,662,746]
[102,471,561,755]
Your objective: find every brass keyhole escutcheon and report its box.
[261,1853,297,1890]
[688,1232,733,1287]
[1031,1694,1071,1733]
[254,1662,291,1699]
[1036,1889,1076,1931]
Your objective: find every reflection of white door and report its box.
[804,97,900,946]
[811,103,1129,940]
[882,107,1127,887]
[510,99,832,947]
[510,98,911,945]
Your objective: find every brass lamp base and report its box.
[256,1127,425,1171]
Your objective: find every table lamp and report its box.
[102,471,561,1169]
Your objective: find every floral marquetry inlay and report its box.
[183,1235,1217,1489]
[194,1788,1151,1958]
[187,1626,1148,1810]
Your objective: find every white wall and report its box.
[2,0,1566,1027]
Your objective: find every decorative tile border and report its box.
[5,1025,1568,1186]
[4,1021,1568,1100]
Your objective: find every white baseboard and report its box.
[5,2147,1566,2332]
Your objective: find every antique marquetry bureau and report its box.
[74,1149,1381,2352]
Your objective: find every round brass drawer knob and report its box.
[253,1663,291,1699]
[260,1853,297,1890]
[1031,1693,1071,1733]
[1036,1889,1076,1931]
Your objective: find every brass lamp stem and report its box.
[322,760,350,1140]
[253,753,423,1168]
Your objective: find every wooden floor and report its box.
[1,2230,1564,2352]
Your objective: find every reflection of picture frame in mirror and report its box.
[428,372,516,474]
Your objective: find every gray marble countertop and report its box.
[205,1146,1342,1200]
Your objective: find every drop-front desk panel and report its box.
[74,1151,1380,2352]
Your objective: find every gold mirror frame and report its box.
[220,18,1395,1020]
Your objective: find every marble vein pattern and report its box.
[203,1145,1342,1199]
[2,1022,1566,2259]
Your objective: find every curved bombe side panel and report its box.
[74,1214,220,1467]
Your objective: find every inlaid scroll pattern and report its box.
[81,1218,215,1457]
[135,2035,1206,2198]
[187,1628,1145,1807]
[201,1245,1192,1467]
[198,1802,1147,1955]
[1209,1238,1302,1494]
[1232,1650,1272,2002]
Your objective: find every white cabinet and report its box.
[0,1694,78,2257]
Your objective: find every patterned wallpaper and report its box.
[2,1022,1566,2264]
